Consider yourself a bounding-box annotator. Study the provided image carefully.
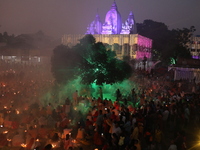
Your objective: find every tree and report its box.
[164,26,195,64]
[0,31,58,56]
[51,34,132,85]
[77,35,132,85]
[137,20,195,65]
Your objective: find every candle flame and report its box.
[3,130,8,134]
[52,144,56,148]
[21,143,27,147]
[16,110,20,114]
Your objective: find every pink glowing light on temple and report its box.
[61,1,152,64]
[136,35,152,59]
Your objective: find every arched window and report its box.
[123,44,130,55]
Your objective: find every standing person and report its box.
[76,126,86,140]
[73,90,78,106]
[112,133,119,148]
[134,139,141,150]
[62,125,72,139]
[154,126,163,150]
[144,128,153,150]
[184,104,190,127]
[112,122,122,137]
[64,134,73,150]
[38,125,49,141]
[162,107,169,130]
[102,115,110,141]
[96,110,104,134]
[99,87,103,100]
[85,118,93,133]
[131,88,137,103]
[131,122,139,141]
[174,131,184,150]
[94,131,104,150]
[46,103,53,116]
[64,98,71,114]
[168,140,177,150]
[116,89,122,101]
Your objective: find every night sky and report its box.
[0,0,199,39]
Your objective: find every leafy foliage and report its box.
[0,31,58,56]
[51,35,132,85]
[137,20,195,65]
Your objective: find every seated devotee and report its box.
[38,125,49,139]
[60,116,70,130]
[12,131,25,147]
[76,126,86,140]
[62,125,72,139]
[26,137,41,150]
[47,115,56,129]
[27,126,38,139]
[46,103,53,116]
[38,115,47,127]
[46,132,61,149]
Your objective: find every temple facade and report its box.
[189,35,200,59]
[62,2,153,70]
[62,34,152,60]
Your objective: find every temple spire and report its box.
[86,1,137,35]
[111,1,117,10]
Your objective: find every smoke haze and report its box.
[0,0,199,39]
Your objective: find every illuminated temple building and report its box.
[190,35,200,59]
[62,1,153,69]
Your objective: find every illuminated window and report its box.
[124,44,130,55]
[113,43,122,55]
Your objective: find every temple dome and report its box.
[102,1,122,34]
[127,11,137,34]
[86,13,102,34]
[94,14,102,34]
[86,1,137,35]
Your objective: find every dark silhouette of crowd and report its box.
[0,62,200,150]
